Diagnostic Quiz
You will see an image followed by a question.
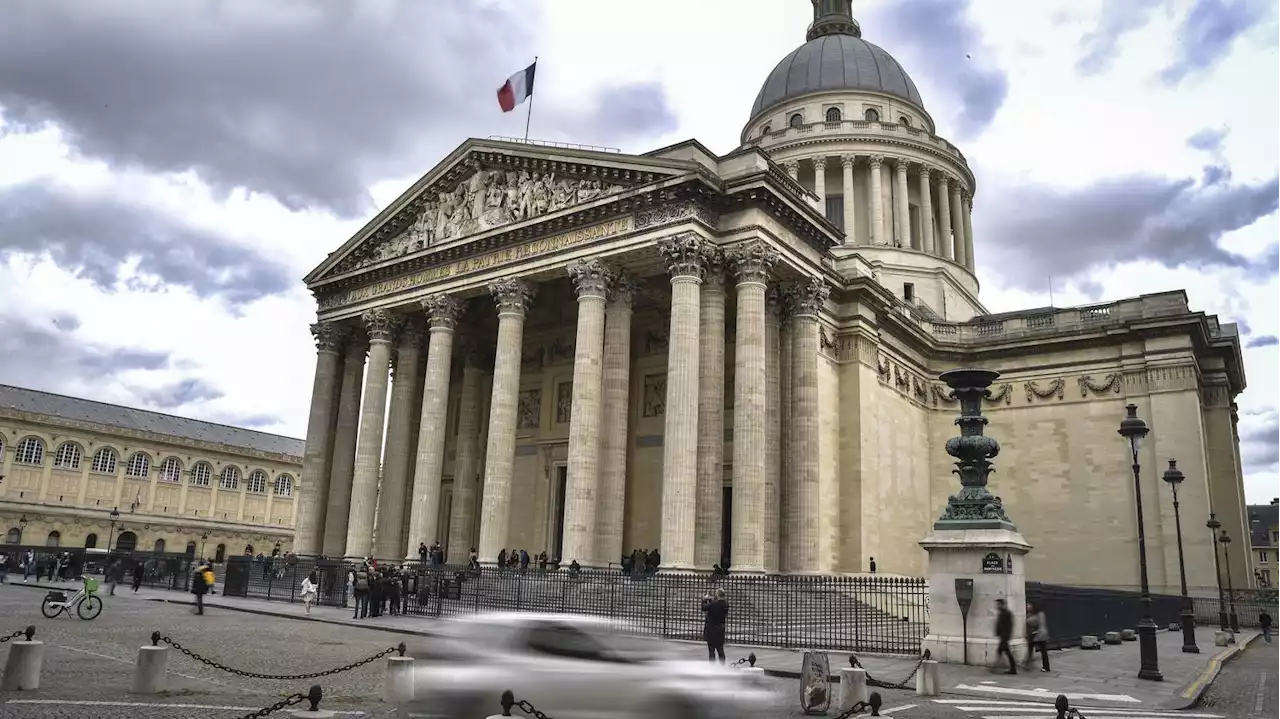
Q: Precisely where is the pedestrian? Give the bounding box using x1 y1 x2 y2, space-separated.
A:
701 587 729 663
131 561 145 592
994 598 1016 675
351 564 371 620
22 550 34 582
105 558 120 596
300 570 318 615
1023 601 1050 672
1260 611 1272 644
869 557 877 574
0 553 8 584
191 562 214 615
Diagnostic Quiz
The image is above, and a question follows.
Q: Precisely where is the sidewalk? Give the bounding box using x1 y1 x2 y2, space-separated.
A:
5 580 1252 710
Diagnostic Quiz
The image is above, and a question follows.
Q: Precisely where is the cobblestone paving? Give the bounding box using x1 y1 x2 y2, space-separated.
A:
1199 638 1278 718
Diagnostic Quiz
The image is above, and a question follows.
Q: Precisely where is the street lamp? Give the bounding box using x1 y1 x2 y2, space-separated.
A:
1118 404 1162 682
200 533 208 562
1160 460 1198 654
1207 514 1229 631
1219 530 1240 632
17 514 27 544
107 507 120 552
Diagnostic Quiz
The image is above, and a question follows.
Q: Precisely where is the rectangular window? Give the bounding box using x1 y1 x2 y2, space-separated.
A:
1262 569 1272 587
904 282 915 302
1261 551 1269 563
825 196 843 228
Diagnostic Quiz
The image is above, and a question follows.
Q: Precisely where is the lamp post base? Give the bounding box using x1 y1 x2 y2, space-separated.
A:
1180 607 1199 653
1137 621 1163 682
1229 613 1240 634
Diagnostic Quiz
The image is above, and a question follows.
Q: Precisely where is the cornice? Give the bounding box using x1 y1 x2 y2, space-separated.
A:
0 500 294 540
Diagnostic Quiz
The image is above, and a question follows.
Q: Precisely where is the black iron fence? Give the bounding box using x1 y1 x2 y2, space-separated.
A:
0 545 195 591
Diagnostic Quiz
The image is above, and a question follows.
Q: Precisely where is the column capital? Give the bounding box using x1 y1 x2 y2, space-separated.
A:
362 309 401 343
488 278 537 316
421 294 465 331
937 173 951 188
567 258 613 300
812 156 828 170
310 321 345 353
791 276 830 317
892 157 910 172
766 283 790 323
607 270 638 309
961 189 973 204
840 154 856 169
919 164 934 179
702 245 727 292
657 233 714 280
783 160 800 175
726 240 779 285
868 154 884 169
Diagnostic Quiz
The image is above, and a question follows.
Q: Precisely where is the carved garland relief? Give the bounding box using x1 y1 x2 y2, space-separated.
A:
642 375 667 417
517 390 542 430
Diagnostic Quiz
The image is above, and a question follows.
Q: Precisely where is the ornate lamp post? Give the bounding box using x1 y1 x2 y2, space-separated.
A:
107 507 121 552
1160 460 1198 653
1207 514 1229 630
1117 404 1162 681
17 514 27 544
1219 531 1240 632
200 532 209 562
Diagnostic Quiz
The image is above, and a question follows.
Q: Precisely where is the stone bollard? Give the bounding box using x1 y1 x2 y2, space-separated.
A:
383 646 414 704
486 689 518 719
1104 631 1122 645
1214 631 1229 647
839 667 868 710
1121 629 1137 641
1080 635 1101 649
1 627 42 691
740 666 766 684
916 660 940 697
290 685 335 718
131 644 169 694
1168 623 1180 632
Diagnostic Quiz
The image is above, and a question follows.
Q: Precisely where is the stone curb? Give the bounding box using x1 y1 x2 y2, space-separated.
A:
1170 631 1261 710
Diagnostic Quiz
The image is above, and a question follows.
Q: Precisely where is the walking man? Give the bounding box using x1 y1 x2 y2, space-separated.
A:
994 598 1016 675
1260 611 1272 644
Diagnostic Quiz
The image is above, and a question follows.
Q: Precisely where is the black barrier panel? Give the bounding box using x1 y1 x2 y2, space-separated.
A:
222 556 251 598
1028 583 1186 649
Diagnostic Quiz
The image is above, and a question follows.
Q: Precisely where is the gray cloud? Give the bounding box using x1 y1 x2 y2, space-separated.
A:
863 0 1008 138
130 378 225 409
1240 408 1279 475
206 411 287 430
1076 0 1166 75
50 312 81 332
0 182 294 306
1160 0 1274 84
1247 335 1279 348
0 314 170 394
1188 127 1229 153
548 82 680 148
978 167 1279 289
0 0 678 217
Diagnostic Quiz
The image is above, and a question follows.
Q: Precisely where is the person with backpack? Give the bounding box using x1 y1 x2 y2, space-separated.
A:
351 563 371 619
191 562 214 615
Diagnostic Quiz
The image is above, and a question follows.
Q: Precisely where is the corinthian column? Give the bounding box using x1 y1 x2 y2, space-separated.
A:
841 155 857 245
374 318 425 559
868 155 885 246
294 322 345 556
813 157 828 213
596 273 635 564
322 334 366 557
657 233 710 570
963 192 976 272
784 160 799 182
937 174 953 261
446 341 486 565
694 249 727 570
477 278 536 563
727 240 778 573
763 288 783 572
404 295 463 557
951 184 968 267
785 277 829 573
777 290 794 569
562 259 612 565
894 158 911 248
345 309 399 558
919 165 935 255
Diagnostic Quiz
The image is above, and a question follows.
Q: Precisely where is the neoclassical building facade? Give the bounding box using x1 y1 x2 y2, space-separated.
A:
296 1 1254 592
0 385 301 560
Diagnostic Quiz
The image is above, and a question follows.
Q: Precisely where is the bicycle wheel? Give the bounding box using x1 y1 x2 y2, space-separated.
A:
41 597 63 618
77 595 103 620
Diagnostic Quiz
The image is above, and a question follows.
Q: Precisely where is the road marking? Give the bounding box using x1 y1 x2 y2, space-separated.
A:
953 683 1141 703
4 700 367 714
933 699 1224 719
1254 671 1267 716
883 703 918 714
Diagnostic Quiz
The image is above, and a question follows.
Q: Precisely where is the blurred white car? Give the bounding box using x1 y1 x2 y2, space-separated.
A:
403 612 769 718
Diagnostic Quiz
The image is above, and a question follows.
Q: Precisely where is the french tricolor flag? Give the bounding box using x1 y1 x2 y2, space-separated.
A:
497 61 537 113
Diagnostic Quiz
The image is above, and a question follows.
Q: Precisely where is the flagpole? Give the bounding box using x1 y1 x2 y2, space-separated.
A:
524 56 537 142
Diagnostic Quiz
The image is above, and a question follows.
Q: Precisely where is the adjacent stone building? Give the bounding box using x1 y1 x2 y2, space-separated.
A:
296 1 1254 592
1249 499 1278 588
0 385 301 560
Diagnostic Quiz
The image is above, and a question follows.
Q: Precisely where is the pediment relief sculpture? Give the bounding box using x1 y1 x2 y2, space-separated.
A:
337 167 627 273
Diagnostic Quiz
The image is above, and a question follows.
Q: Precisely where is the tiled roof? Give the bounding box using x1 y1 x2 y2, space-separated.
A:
1248 503 1279 549
0 384 305 459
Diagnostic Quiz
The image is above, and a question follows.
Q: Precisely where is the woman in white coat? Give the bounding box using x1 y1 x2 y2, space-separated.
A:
300 570 319 614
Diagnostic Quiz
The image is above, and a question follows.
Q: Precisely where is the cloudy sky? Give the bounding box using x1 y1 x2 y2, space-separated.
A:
0 0 1275 502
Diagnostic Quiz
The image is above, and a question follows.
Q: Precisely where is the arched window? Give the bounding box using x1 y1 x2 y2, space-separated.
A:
5 528 20 544
760 124 771 136
220 466 240 490
864 108 880 122
190 463 212 487
215 544 226 563
899 115 911 127
15 437 45 465
826 107 842 122
116 531 137 552
789 113 804 128
274 474 294 497
84 533 98 549
153 539 166 553
0 437 4 461
246 470 268 494
125 453 151 478
159 457 183 483
54 442 82 469
46 530 61 547
91 447 118 474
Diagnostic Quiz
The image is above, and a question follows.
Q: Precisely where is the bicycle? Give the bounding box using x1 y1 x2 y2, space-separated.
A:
41 576 103 620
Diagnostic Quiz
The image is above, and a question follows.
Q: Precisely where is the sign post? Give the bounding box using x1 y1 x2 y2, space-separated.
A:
954 578 974 665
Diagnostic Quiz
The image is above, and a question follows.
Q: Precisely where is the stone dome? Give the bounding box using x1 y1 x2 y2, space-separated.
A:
749 33 926 122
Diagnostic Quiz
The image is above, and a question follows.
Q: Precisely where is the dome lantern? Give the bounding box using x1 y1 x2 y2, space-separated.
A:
807 0 861 41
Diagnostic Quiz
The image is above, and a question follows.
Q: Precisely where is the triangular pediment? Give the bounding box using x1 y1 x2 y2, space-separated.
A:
306 138 693 285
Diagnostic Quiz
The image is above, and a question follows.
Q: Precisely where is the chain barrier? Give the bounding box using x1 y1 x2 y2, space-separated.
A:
236 684 324 719
833 696 882 719
1054 694 1088 719
731 651 758 667
848 650 927 690
0 626 35 644
153 632 404 681
501 689 554 719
